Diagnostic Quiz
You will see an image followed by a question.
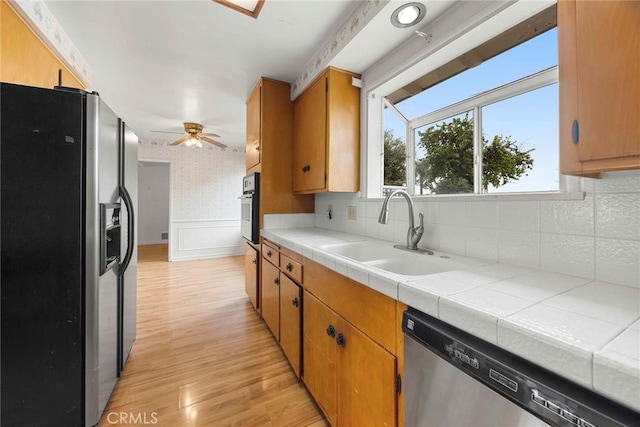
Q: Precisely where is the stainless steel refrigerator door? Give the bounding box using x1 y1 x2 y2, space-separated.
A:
85 94 121 426
119 122 138 373
404 335 549 427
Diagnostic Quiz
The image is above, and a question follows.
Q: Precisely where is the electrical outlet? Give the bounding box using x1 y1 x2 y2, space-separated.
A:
348 205 357 220
327 204 333 220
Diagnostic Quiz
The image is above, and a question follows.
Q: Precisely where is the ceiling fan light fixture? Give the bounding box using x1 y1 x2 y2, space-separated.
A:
391 2 426 28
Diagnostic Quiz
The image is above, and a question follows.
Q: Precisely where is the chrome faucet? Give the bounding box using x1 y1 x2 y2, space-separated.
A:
378 189 431 254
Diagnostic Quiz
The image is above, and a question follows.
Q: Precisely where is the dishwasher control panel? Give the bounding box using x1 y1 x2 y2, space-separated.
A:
403 309 640 427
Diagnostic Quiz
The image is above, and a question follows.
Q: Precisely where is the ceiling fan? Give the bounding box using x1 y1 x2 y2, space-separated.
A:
152 122 227 149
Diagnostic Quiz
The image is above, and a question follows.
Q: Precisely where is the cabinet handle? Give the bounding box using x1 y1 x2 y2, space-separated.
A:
274 277 280 285
336 333 346 348
326 324 336 337
306 164 311 172
572 119 579 144
267 250 272 257
252 259 256 264
256 146 261 151
286 263 293 272
292 297 299 307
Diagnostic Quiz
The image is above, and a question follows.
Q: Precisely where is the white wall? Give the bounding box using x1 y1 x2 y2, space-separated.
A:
315 171 640 289
138 162 170 245
138 140 245 261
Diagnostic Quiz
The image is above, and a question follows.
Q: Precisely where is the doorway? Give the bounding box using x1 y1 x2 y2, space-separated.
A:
137 160 171 262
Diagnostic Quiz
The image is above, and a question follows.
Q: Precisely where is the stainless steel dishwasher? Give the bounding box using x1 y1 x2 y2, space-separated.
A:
402 308 640 427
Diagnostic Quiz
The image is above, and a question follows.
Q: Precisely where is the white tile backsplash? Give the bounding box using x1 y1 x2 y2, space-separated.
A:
465 227 498 261
498 201 540 232
438 225 466 256
595 193 640 241
314 171 640 287
438 201 466 226
466 201 498 228
595 238 640 288
498 230 540 269
540 233 595 279
594 171 640 193
540 193 594 236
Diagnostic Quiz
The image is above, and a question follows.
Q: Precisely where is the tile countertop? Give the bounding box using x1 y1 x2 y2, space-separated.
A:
261 227 640 413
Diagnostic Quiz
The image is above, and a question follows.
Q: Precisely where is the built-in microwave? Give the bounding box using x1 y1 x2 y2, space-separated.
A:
241 173 260 243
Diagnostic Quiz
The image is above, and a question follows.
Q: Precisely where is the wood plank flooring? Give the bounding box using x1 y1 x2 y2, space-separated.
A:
99 244 327 426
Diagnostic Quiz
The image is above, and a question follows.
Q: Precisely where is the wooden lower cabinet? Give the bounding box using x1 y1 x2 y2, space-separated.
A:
261 258 280 340
280 274 302 377
244 243 259 311
303 291 397 426
303 292 340 425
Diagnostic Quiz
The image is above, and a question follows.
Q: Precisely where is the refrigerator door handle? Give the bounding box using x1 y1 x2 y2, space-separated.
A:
119 184 135 276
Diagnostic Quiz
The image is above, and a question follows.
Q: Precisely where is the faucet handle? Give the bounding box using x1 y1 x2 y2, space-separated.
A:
416 212 424 236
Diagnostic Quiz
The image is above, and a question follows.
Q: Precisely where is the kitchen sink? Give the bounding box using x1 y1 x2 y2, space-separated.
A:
364 255 486 277
321 240 487 277
320 241 400 262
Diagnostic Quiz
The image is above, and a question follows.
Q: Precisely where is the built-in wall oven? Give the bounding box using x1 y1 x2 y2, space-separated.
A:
241 172 260 243
403 308 639 427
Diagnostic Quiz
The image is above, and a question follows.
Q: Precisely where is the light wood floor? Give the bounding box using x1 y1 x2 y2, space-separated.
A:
99 244 327 426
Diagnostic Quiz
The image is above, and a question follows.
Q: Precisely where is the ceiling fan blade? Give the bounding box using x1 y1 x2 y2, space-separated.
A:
199 132 221 138
200 136 227 149
151 130 185 134
170 135 190 146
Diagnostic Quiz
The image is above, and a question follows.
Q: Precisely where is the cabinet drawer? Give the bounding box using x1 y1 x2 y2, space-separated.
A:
281 254 303 284
262 241 280 267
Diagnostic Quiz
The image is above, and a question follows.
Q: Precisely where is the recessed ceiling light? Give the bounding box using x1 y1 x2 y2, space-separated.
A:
391 2 426 28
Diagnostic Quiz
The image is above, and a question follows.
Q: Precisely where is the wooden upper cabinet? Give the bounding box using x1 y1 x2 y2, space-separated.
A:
559 0 640 176
245 78 314 223
246 84 261 170
293 67 361 194
1 1 84 90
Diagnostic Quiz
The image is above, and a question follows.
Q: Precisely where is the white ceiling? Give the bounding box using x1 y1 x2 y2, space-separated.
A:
45 0 456 148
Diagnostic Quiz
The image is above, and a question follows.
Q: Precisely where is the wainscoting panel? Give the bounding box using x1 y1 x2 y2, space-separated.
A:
170 219 244 261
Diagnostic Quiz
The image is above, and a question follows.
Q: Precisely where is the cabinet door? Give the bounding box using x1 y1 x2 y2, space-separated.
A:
246 83 261 170
559 0 640 174
260 259 280 340
303 291 339 425
244 243 259 310
1 2 85 90
337 318 397 427
279 275 301 377
293 75 327 193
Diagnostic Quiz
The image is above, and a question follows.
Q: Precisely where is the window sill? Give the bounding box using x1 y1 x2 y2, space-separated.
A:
363 191 585 203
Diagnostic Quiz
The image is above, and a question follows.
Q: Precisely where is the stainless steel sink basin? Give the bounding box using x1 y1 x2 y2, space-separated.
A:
320 241 400 262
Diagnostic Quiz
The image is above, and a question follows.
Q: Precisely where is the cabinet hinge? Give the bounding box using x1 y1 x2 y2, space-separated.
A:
325 78 328 93
324 173 327 183
396 374 402 394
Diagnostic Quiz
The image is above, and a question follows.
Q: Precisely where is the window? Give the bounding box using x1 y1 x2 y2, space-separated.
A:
380 6 559 197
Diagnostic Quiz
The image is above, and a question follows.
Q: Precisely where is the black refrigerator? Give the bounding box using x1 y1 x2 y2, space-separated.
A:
0 82 138 427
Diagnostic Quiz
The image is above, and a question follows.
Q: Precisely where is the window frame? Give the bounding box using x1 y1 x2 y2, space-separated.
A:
385 66 558 196
362 0 583 201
